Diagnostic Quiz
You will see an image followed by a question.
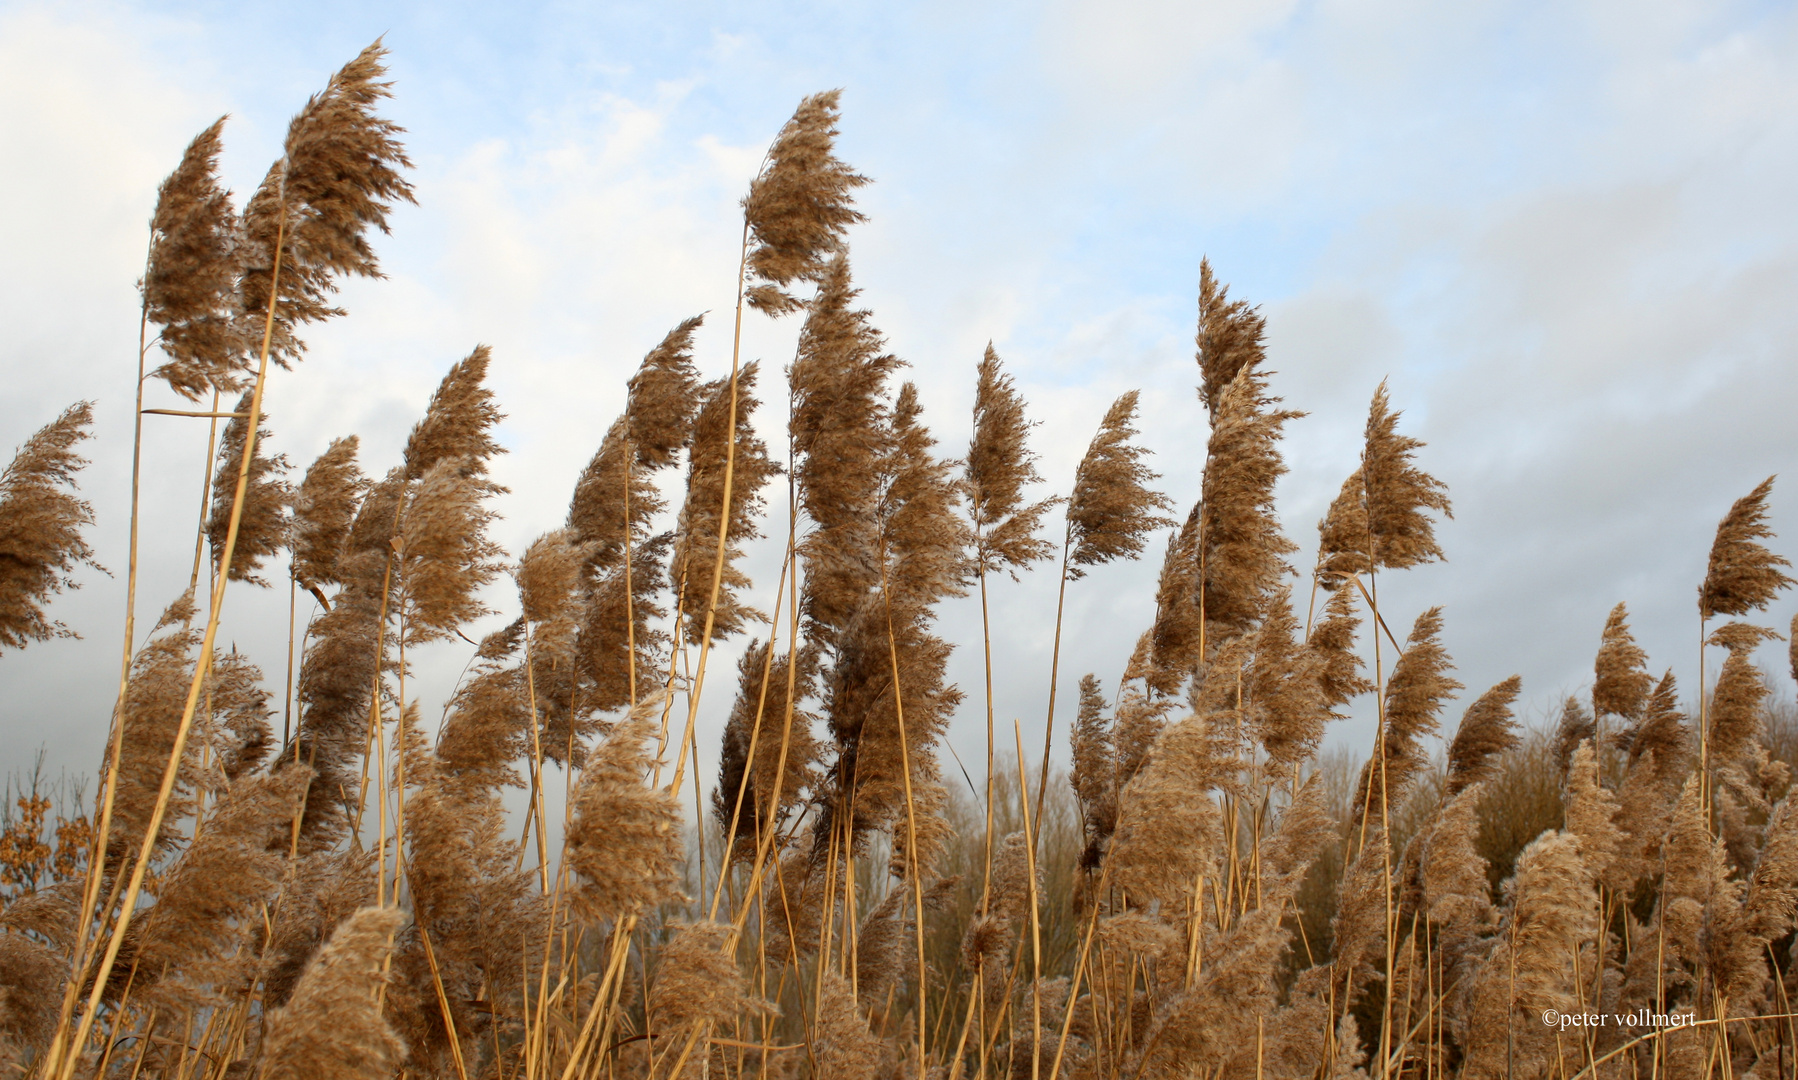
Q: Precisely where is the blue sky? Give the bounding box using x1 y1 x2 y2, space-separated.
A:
3 0 1796 813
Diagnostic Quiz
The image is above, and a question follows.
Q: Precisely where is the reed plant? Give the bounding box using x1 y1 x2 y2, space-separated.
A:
3 43 1798 1080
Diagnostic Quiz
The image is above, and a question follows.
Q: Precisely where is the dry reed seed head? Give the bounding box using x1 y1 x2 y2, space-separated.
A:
565 697 684 920
788 255 902 639
240 42 414 369
713 639 818 858
0 930 63 1052
395 456 505 647
144 117 251 400
1109 714 1224 909
673 362 780 643
1314 470 1370 592
108 592 206 863
131 768 308 1004
1592 602 1652 720
966 344 1059 574
432 660 529 792
1420 784 1493 932
1199 366 1304 642
742 89 869 315
1459 831 1598 1078
1144 502 1203 694
1359 381 1452 571
1069 673 1117 850
289 436 365 590
1352 607 1461 828
209 650 275 780
514 528 590 625
649 920 766 1038
258 849 378 1009
1624 669 1689 770
0 879 81 951
572 535 672 718
207 390 292 586
626 314 704 468
567 417 668 582
1241 586 1333 767
1700 475 1795 620
403 345 506 481
1709 646 1771 772
812 970 884 1080
0 402 101 651
1195 258 1269 421
1309 585 1373 711
881 381 974 604
1444 675 1522 796
260 905 406 1080
1706 619 1784 655
1067 390 1176 577
1562 741 1624 883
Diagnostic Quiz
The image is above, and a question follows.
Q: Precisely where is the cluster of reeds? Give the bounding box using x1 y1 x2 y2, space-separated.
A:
2 41 1797 1080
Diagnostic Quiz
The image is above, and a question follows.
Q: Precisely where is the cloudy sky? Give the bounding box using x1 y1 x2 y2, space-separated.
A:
2 0 1795 817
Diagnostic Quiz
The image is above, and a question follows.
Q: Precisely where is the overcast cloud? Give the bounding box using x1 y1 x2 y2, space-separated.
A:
2 0 1794 817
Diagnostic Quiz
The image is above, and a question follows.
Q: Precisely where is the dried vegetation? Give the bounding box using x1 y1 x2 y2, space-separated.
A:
1 44 1796 1080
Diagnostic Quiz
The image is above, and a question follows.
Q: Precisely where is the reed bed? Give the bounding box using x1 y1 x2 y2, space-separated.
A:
2 42 1798 1080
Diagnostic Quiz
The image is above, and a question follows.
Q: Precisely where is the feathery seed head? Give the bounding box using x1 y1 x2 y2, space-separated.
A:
260 905 405 1080
0 403 101 651
1445 675 1522 796
207 391 292 586
566 697 685 920
1360 380 1451 571
1195 258 1269 420
290 436 365 591
241 43 414 367
1067 391 1175 578
742 90 869 315
1592 602 1652 719
403 345 505 481
1699 476 1793 620
144 117 249 400
967 344 1059 576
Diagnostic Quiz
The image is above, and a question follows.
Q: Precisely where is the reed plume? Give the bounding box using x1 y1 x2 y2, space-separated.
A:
673 362 780 642
1592 602 1651 721
395 457 503 647
789 255 902 643
1351 608 1460 831
1195 258 1267 420
1360 381 1452 571
1699 475 1793 620
1198 334 1301 645
742 91 869 315
403 345 505 481
1069 673 1115 866
106 593 205 863
241 42 415 367
143 118 248 399
1708 646 1770 773
210 650 275 781
1309 586 1373 710
1315 470 1370 586
814 382 968 843
651 921 764 1037
713 640 817 857
0 927 62 1056
1066 391 1175 577
565 697 684 920
290 436 365 594
260 905 405 1080
967 344 1058 576
1145 504 1203 692
812 970 885 1080
126 768 307 1006
205 391 290 585
1444 675 1521 796
0 402 101 651
1108 714 1222 909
